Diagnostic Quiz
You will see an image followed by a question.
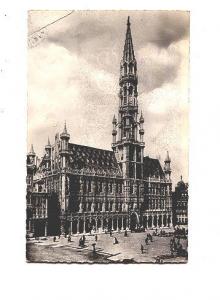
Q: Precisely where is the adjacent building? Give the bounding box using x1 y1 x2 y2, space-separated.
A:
172 176 188 228
26 17 173 237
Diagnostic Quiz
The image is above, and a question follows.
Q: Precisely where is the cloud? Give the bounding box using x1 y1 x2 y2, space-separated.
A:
28 11 189 186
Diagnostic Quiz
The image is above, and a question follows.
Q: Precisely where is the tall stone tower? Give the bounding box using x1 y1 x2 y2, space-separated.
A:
112 17 145 180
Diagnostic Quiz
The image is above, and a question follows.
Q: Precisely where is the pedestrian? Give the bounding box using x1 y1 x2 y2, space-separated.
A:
124 230 128 237
145 237 148 245
68 235 71 242
92 243 96 253
53 236 56 242
141 244 144 254
82 235 85 243
110 230 112 237
95 234 98 242
114 237 119 244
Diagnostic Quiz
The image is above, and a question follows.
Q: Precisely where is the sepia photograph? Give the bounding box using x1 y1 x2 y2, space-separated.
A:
26 10 189 263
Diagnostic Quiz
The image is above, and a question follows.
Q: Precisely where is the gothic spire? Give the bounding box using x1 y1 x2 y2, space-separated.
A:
63 120 67 134
29 144 35 155
165 151 171 162
140 111 144 123
112 114 117 124
60 121 70 140
45 137 51 149
123 16 135 62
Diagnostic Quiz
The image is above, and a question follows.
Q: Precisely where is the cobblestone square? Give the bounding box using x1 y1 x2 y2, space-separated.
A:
27 231 188 264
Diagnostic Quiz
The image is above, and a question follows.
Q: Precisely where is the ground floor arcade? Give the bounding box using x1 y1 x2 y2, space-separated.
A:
27 211 173 237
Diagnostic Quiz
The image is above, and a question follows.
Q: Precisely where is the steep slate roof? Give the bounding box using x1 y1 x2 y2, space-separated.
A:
69 143 121 176
143 156 164 178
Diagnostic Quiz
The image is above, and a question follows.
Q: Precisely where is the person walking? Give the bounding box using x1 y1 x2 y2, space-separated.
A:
95 234 98 242
124 230 128 237
141 244 144 254
113 237 119 244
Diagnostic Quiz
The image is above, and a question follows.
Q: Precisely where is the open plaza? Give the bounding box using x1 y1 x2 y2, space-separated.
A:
26 229 188 264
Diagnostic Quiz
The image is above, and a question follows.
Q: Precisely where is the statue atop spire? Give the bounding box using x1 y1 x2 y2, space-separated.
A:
127 16 130 26
123 16 135 62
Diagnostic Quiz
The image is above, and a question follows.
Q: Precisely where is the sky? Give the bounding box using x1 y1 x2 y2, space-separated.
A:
28 10 189 187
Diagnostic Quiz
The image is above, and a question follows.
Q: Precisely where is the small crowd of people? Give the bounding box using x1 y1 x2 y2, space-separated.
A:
170 237 187 257
174 227 188 238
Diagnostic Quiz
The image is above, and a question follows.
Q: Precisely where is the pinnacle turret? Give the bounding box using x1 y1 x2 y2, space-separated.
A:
112 114 117 124
60 121 70 140
140 111 144 123
165 151 171 163
29 144 35 155
45 137 51 149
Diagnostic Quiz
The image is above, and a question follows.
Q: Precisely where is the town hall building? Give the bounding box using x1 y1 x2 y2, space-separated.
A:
26 17 173 237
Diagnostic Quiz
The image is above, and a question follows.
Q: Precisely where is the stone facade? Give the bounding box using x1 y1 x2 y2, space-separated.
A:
172 177 188 228
26 17 173 237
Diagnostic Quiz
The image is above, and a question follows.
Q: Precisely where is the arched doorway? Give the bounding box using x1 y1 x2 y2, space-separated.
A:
108 218 112 231
130 212 139 231
72 219 77 234
143 216 147 229
113 218 117 231
97 218 101 232
163 215 167 227
158 215 162 228
79 219 84 233
153 215 157 227
148 216 152 228
85 219 90 233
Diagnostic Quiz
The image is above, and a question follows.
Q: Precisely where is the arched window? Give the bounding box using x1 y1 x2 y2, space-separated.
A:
129 63 133 73
124 63 127 75
129 85 133 95
88 180 91 192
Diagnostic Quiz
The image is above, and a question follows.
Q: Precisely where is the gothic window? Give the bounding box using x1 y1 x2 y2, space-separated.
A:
129 85 133 95
123 63 127 75
129 63 133 73
130 184 133 194
109 183 113 193
99 182 103 193
83 181 87 193
88 180 91 193
105 202 109 211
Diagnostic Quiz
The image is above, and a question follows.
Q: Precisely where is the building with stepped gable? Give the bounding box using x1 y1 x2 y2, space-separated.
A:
26 17 173 237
